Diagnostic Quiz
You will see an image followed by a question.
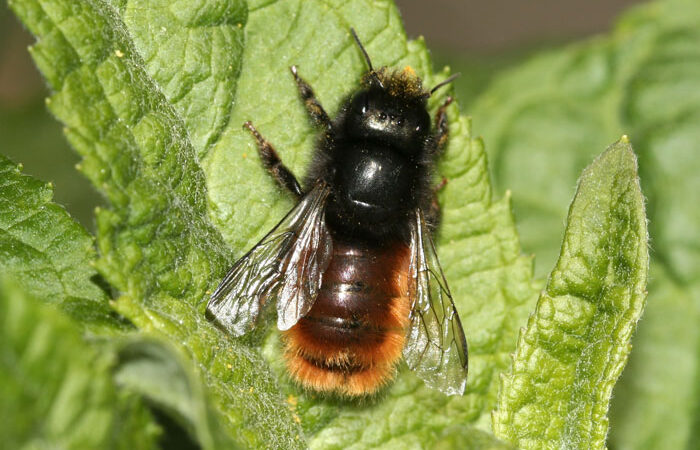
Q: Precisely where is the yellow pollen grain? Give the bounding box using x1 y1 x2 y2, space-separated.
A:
403 66 416 76
115 49 124 58
286 395 298 407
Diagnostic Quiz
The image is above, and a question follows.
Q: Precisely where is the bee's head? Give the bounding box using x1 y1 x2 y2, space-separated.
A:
344 29 458 155
344 69 430 153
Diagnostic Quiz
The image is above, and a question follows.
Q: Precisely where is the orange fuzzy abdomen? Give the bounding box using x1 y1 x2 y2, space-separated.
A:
283 240 411 396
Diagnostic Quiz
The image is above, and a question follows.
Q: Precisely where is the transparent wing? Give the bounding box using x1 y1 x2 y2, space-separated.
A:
404 209 469 395
206 183 332 336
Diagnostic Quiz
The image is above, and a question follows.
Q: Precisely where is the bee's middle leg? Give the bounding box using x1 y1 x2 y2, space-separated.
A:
243 121 304 198
434 96 454 154
425 96 454 226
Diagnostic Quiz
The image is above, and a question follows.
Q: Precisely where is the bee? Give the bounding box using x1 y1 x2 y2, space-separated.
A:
207 29 468 397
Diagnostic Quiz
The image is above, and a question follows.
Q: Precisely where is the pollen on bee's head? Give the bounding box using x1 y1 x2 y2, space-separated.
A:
363 67 427 101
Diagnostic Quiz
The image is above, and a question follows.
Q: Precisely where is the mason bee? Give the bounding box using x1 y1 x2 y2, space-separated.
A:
207 29 468 397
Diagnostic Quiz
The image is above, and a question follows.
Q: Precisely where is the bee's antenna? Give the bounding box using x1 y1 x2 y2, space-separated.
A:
429 73 461 96
350 28 384 88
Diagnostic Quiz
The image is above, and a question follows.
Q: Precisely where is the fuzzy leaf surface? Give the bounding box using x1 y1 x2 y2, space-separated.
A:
0 154 119 333
9 0 302 447
492 139 649 449
113 338 242 449
0 279 158 449
468 0 700 446
0 154 241 449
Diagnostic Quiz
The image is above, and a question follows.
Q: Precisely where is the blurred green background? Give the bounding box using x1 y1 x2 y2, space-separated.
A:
1 2 103 226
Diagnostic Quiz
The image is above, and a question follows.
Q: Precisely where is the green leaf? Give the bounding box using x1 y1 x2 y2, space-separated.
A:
0 149 241 449
113 338 241 449
9 0 302 447
115 0 247 159
0 278 159 449
0 153 121 333
468 0 700 446
433 426 516 450
492 139 648 448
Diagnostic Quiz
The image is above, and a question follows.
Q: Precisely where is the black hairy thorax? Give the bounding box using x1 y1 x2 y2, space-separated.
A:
308 68 435 243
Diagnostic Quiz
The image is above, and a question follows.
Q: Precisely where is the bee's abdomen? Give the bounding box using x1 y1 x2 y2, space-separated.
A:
283 240 411 396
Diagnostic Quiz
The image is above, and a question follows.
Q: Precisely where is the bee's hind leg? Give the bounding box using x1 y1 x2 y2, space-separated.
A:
290 66 332 131
243 121 304 198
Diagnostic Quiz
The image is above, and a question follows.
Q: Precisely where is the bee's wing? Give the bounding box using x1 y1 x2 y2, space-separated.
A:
206 183 332 336
404 209 468 396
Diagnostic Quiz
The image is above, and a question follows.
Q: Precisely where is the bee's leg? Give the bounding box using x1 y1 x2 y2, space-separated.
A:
426 97 453 227
243 121 304 198
290 66 332 130
426 177 448 228
434 96 454 154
